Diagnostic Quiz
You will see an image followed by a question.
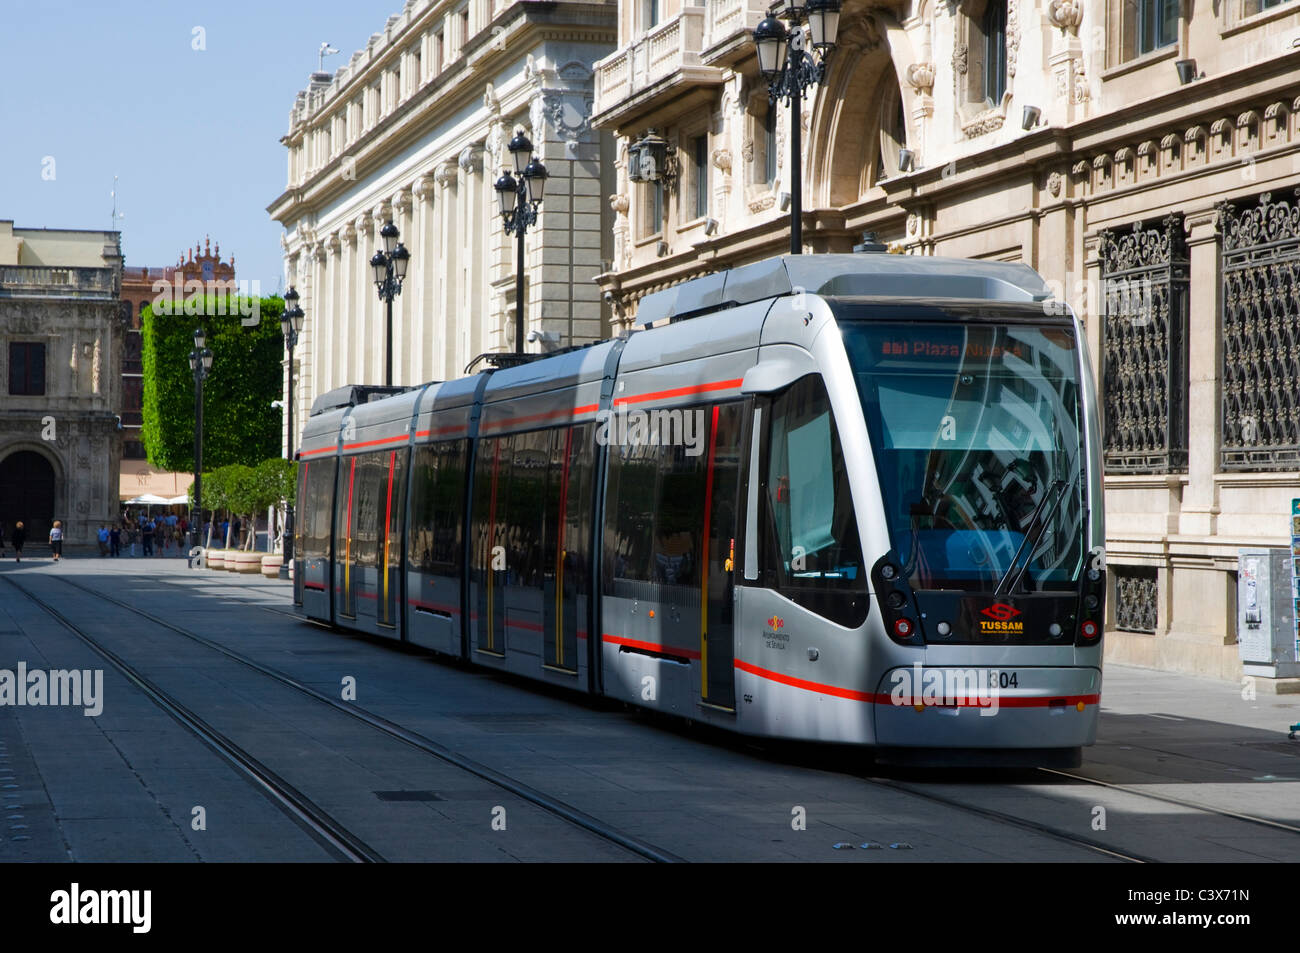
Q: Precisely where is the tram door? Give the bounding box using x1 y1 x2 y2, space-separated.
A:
378 450 405 630
543 425 592 673
701 403 746 710
335 455 359 620
472 438 508 656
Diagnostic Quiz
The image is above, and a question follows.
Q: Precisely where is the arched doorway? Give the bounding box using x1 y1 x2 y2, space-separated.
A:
807 5 918 209
0 450 57 546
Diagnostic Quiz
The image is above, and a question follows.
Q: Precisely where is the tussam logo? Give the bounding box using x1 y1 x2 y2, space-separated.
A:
50 884 151 933
979 603 1023 633
766 616 784 630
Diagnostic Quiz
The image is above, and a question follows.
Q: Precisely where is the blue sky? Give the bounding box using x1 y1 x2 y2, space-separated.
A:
0 0 397 294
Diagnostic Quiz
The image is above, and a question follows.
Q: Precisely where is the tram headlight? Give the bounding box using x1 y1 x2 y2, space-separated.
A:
880 564 897 580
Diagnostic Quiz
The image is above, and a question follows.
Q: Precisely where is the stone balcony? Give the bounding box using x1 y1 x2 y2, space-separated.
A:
592 7 725 131
0 265 118 300
701 0 768 66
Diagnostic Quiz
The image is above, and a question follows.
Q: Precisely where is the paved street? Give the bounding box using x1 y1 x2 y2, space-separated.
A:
1 556 1297 863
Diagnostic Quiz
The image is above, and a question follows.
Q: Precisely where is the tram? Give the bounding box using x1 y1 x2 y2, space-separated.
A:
293 252 1105 765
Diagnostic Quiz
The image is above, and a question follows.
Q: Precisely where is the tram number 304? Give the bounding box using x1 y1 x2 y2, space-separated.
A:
996 672 1019 689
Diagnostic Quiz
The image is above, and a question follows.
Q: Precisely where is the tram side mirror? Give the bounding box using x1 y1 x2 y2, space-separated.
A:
741 353 819 394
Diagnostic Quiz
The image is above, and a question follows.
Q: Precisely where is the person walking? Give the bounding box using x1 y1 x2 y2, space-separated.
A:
142 518 155 557
127 521 138 557
109 524 121 557
48 521 64 562
97 525 110 556
11 521 26 563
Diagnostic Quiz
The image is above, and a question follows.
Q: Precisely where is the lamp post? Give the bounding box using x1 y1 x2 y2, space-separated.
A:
369 221 409 386
280 288 305 578
493 130 549 353
752 0 841 255
187 328 213 551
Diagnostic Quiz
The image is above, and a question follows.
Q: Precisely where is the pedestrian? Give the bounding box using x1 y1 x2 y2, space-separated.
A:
142 518 155 557
11 521 26 563
109 524 121 557
127 522 138 557
48 521 63 562
97 525 110 556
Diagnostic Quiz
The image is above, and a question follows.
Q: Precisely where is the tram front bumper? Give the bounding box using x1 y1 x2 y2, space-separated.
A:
872 665 1101 749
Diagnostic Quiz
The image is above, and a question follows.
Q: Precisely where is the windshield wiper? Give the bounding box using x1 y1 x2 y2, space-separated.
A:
994 478 1069 596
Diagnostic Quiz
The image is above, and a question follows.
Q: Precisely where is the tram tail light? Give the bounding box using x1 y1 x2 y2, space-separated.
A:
893 618 914 639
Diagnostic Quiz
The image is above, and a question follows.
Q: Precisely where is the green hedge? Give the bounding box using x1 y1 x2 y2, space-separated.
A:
141 295 283 472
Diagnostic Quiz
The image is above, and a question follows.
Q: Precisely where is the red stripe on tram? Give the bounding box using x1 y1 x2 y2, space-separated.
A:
612 378 743 407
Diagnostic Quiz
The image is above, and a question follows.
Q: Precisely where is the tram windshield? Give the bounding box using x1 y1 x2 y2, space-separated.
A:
839 314 1086 593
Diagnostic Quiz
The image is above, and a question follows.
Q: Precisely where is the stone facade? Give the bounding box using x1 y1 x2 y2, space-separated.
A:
268 0 618 458
0 221 124 548
592 0 1300 684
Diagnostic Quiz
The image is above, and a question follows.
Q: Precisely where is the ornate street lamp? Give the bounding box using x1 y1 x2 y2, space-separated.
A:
494 129 549 354
280 287 305 579
369 221 409 386
187 327 213 551
752 0 841 254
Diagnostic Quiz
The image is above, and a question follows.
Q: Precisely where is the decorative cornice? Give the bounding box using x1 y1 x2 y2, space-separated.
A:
434 159 459 188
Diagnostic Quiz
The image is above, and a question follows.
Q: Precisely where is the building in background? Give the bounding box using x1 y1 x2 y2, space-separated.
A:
0 220 124 547
592 0 1300 684
118 237 236 500
269 0 618 461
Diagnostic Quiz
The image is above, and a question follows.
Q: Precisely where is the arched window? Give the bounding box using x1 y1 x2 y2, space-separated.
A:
981 0 1007 104
875 79 908 183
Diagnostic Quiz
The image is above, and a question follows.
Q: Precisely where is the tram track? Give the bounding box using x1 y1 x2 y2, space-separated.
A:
0 573 383 863
1037 766 1300 837
861 774 1155 863
23 572 684 864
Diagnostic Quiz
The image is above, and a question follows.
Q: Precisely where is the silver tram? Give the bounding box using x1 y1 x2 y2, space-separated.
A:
293 253 1105 766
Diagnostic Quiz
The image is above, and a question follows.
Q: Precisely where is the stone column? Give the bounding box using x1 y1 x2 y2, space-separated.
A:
1179 208 1222 537
412 173 436 384
435 159 459 376
392 187 414 386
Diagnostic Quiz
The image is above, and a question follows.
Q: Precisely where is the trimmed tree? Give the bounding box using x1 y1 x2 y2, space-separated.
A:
142 294 284 472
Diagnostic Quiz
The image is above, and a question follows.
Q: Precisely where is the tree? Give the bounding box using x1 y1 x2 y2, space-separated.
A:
142 295 284 472
255 457 297 553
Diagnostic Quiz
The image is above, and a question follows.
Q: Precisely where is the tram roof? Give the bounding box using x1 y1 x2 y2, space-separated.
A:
634 253 1054 326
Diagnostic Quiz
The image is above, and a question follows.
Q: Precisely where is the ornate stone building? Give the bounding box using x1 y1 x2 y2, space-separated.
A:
268 0 618 459
592 0 1300 683
118 237 236 499
0 221 124 547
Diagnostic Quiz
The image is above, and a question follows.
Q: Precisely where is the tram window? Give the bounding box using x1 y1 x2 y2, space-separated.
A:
605 439 660 589
470 436 512 578
505 429 549 587
301 457 337 559
409 440 467 576
654 443 707 587
383 450 406 574
759 375 868 628
295 462 309 556
352 452 383 569
334 456 357 568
